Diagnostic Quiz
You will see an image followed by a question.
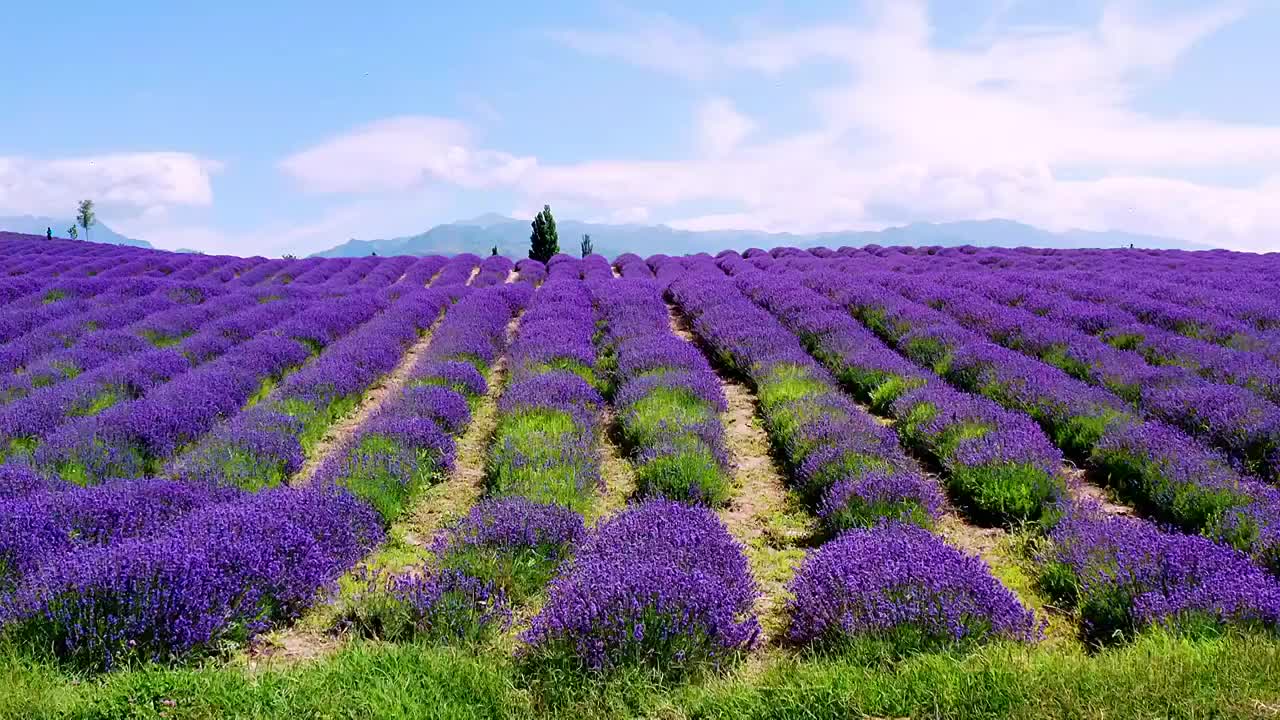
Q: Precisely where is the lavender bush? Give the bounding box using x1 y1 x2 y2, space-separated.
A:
339 567 511 644
432 496 584 601
522 500 759 676
1040 503 1280 644
786 523 1039 652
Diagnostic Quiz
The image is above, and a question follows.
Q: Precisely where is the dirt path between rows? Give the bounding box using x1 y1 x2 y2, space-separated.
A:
592 407 637 524
400 315 520 546
667 302 807 642
291 320 441 485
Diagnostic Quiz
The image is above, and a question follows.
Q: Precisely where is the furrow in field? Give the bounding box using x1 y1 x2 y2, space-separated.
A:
664 254 1047 650
292 313 446 485
771 252 1280 571
665 299 804 633
400 314 520 546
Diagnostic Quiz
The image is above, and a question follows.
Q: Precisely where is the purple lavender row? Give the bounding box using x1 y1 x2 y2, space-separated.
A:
443 261 760 674
431 253 482 286
30 291 390 484
0 276 167 343
589 277 732 505
660 255 1035 651
0 281 203 377
664 255 944 531
851 266 1280 481
581 253 614 281
168 287 455 490
0 276 259 383
514 258 547 285
546 253 586 281
470 255 515 288
788 257 1280 573
487 266 603 512
942 270 1280 405
781 253 1240 461
522 499 760 675
393 255 449 288
768 248 1280 641
613 253 656 281
0 289 324 467
311 285 529 522
725 256 1065 524
0 478 382 670
1036 264 1277 342
1040 500 1280 643
947 265 1280 392
1005 265 1280 362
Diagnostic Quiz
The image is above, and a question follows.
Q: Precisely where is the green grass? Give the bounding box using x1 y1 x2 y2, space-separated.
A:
336 434 447 523
67 389 119 418
4 630 1278 719
139 330 188 348
242 375 281 408
278 395 361 453
618 387 731 506
486 408 597 512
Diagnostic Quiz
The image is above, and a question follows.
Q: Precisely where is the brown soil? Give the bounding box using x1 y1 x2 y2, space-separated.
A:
1063 463 1133 515
937 511 1007 558
245 630 342 671
668 302 806 641
591 406 638 524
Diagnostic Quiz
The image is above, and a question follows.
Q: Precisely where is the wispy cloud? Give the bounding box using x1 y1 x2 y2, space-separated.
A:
273 1 1280 251
278 116 535 194
0 152 220 218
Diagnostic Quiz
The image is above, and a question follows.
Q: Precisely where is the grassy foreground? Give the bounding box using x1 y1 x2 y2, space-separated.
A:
3 631 1279 720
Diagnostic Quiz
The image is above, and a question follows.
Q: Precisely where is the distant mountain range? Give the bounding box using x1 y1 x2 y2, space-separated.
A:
0 212 1214 257
311 215 1213 258
0 216 152 248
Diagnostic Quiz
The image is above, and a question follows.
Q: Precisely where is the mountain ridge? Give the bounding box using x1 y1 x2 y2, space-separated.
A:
0 215 152 248
310 217 1212 258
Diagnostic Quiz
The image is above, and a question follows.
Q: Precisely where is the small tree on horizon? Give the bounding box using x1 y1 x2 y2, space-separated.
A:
528 205 559 264
67 225 78 240
580 233 593 258
76 200 96 241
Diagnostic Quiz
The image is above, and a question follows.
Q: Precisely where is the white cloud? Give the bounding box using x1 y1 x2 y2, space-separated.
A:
696 98 755 157
264 1 1280 252
0 152 219 217
278 116 536 194
524 0 1280 251
548 10 727 79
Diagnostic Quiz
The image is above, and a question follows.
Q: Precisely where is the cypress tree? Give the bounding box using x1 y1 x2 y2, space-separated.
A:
529 205 559 264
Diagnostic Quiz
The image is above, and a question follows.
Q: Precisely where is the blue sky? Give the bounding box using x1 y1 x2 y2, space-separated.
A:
3 0 1279 254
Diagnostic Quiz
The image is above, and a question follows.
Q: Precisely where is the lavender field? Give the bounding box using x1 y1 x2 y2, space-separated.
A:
3 231 1280 718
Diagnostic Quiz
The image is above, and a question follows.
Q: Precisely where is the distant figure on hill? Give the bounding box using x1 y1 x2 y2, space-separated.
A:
46 227 52 241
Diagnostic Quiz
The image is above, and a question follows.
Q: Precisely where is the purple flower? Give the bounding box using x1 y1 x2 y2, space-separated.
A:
522 500 759 674
786 523 1039 648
